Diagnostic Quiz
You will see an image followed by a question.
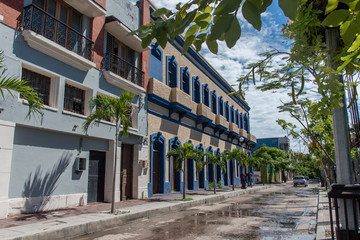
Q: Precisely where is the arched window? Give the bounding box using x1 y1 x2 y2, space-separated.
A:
239 113 243 129
230 106 235 123
202 84 209 107
235 110 239 127
225 101 229 121
192 76 201 103
166 56 177 87
150 132 166 195
244 113 249 132
149 43 163 82
180 67 190 94
218 96 224 116
211 90 217 114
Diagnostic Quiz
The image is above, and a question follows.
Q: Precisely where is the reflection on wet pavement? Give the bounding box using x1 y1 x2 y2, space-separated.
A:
76 183 318 240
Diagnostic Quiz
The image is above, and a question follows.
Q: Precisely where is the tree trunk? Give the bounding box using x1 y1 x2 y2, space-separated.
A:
183 158 186 200
232 159 235 191
213 164 216 194
111 129 119 214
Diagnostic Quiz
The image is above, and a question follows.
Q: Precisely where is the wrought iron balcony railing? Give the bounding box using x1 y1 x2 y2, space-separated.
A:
103 52 144 88
23 4 94 61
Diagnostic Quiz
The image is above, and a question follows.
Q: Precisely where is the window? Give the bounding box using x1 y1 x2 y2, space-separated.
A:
64 84 85 114
225 101 229 121
22 68 51 106
235 110 239 127
240 113 243 129
166 56 177 87
218 96 224 116
244 113 248 132
211 90 217 114
192 76 201 103
180 67 190 94
33 0 84 54
230 106 234 123
202 84 209 107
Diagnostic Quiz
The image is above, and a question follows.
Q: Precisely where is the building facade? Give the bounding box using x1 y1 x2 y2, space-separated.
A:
0 0 150 218
253 136 290 153
146 2 257 197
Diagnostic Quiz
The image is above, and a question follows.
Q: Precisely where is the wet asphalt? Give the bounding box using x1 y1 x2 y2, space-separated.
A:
75 182 319 240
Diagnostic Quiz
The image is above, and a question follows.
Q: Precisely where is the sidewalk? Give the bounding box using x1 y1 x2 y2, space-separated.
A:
316 189 332 240
0 185 271 240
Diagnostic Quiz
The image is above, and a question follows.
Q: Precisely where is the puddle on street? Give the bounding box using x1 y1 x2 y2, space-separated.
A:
76 186 317 240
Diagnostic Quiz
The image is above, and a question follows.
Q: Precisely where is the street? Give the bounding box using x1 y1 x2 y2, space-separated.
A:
75 182 319 240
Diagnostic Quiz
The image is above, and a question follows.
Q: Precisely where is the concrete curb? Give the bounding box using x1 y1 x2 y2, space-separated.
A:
1 185 272 240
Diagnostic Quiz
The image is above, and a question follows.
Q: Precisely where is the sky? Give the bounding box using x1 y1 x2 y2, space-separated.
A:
131 0 306 152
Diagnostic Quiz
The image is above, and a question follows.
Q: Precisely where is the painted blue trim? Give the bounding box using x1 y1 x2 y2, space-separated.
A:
192 76 201 103
225 101 229 122
169 137 182 192
166 56 178 88
180 67 190 95
148 94 170 109
240 113 243 129
202 83 209 107
230 105 235 123
148 109 252 150
149 43 163 82
196 144 205 189
148 132 166 197
172 36 250 112
244 113 249 132
235 109 239 127
218 96 224 116
211 90 217 114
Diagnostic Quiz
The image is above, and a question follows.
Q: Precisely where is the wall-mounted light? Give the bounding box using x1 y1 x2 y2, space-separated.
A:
72 125 78 131
239 137 245 143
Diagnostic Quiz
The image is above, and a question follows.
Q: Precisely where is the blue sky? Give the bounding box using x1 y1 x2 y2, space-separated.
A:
131 0 305 152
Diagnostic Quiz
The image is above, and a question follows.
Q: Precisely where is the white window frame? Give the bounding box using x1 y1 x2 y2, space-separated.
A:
63 79 92 117
20 63 60 111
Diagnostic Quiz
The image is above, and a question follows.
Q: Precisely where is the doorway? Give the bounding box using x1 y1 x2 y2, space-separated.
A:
152 141 161 194
88 151 106 203
121 143 133 200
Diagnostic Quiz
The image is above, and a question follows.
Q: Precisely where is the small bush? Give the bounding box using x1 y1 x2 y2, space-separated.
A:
217 181 223 189
208 181 214 189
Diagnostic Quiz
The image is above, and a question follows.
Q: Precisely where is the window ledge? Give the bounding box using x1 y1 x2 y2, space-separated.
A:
62 110 87 119
21 99 58 112
22 30 96 71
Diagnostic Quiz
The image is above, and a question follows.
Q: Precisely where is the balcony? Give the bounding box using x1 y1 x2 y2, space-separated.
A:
229 122 238 133
196 104 214 128
63 0 106 18
248 133 257 144
22 5 95 71
239 129 247 138
103 53 145 94
148 78 171 101
105 17 149 53
171 88 197 113
214 114 227 134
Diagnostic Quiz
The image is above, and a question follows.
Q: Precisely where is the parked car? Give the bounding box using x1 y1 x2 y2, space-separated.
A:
293 175 308 187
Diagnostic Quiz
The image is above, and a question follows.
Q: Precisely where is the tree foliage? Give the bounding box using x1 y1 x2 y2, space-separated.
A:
83 91 134 213
205 152 226 194
166 142 204 199
223 148 248 190
134 0 297 54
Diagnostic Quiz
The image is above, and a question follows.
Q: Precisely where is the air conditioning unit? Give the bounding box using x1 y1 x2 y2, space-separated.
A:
75 157 86 172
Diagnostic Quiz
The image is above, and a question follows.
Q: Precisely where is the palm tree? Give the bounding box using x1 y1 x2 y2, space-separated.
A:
223 149 248 191
0 50 43 118
205 152 226 194
83 91 135 213
166 142 204 200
